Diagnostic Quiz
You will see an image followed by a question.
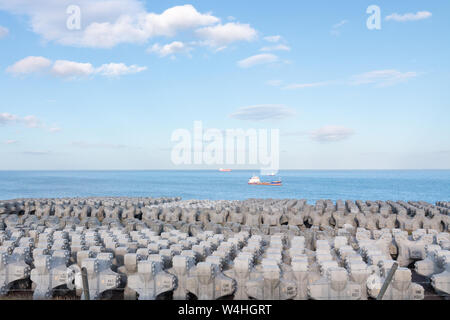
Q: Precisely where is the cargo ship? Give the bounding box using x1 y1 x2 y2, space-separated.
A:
219 168 232 172
248 176 282 186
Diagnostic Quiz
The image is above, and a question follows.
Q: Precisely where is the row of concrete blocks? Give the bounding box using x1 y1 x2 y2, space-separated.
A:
0 224 449 300
147 198 450 216
141 202 449 233
0 197 182 216
436 201 450 209
1 206 448 234
2 211 450 259
2 198 449 220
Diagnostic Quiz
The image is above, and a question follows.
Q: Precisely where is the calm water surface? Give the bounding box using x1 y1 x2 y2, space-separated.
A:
0 170 449 203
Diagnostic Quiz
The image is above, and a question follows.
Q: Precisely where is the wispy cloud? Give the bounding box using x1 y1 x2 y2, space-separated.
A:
350 70 418 87
1 113 42 128
7 56 147 79
264 35 282 43
6 56 52 75
284 81 331 90
330 20 348 36
282 130 307 137
20 151 53 156
0 113 19 125
48 127 62 133
260 44 291 52
237 54 278 68
284 69 418 89
0 25 9 38
310 126 355 143
22 115 42 128
266 80 283 87
282 126 354 143
0 112 61 132
71 141 129 149
0 3 221 48
95 63 147 77
147 41 192 57
386 11 432 22
196 22 257 48
4 139 18 145
229 104 295 121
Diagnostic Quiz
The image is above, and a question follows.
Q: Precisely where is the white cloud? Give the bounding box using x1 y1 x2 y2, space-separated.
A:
284 81 331 89
0 112 60 132
80 5 221 48
0 113 19 125
264 35 281 43
229 104 295 121
196 22 257 47
260 44 291 52
71 141 128 149
0 25 8 38
0 2 224 48
351 69 417 87
386 11 432 22
310 126 354 142
51 60 95 78
22 115 41 128
147 41 192 57
21 151 52 156
6 56 52 75
284 69 417 89
48 127 62 133
95 63 147 76
266 80 283 87
4 139 18 144
331 20 348 36
237 53 278 68
6 56 146 79
333 20 348 29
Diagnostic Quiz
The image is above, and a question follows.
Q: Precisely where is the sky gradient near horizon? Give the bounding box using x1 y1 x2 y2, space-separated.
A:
0 0 449 170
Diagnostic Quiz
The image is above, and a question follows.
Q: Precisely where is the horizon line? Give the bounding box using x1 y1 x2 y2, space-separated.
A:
0 169 450 172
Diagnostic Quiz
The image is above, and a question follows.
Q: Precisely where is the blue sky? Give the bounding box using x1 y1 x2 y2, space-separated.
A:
0 0 449 170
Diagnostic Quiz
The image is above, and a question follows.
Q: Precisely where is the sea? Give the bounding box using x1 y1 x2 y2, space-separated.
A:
0 170 449 204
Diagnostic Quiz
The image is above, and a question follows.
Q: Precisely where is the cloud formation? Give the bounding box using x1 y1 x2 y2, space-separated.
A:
229 104 295 121
284 81 331 90
0 112 60 132
260 44 291 52
6 56 52 75
22 115 41 128
21 151 52 156
4 140 18 145
195 22 257 47
350 69 417 87
0 113 19 125
310 126 355 142
264 35 281 43
285 69 417 89
48 127 62 133
147 41 192 57
386 11 432 22
0 2 256 50
266 80 283 87
237 54 278 68
71 141 128 149
7 56 146 79
51 60 94 77
0 25 8 38
331 20 348 36
95 63 147 77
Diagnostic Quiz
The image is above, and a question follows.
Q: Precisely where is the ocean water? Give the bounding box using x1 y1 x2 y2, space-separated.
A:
0 170 449 203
